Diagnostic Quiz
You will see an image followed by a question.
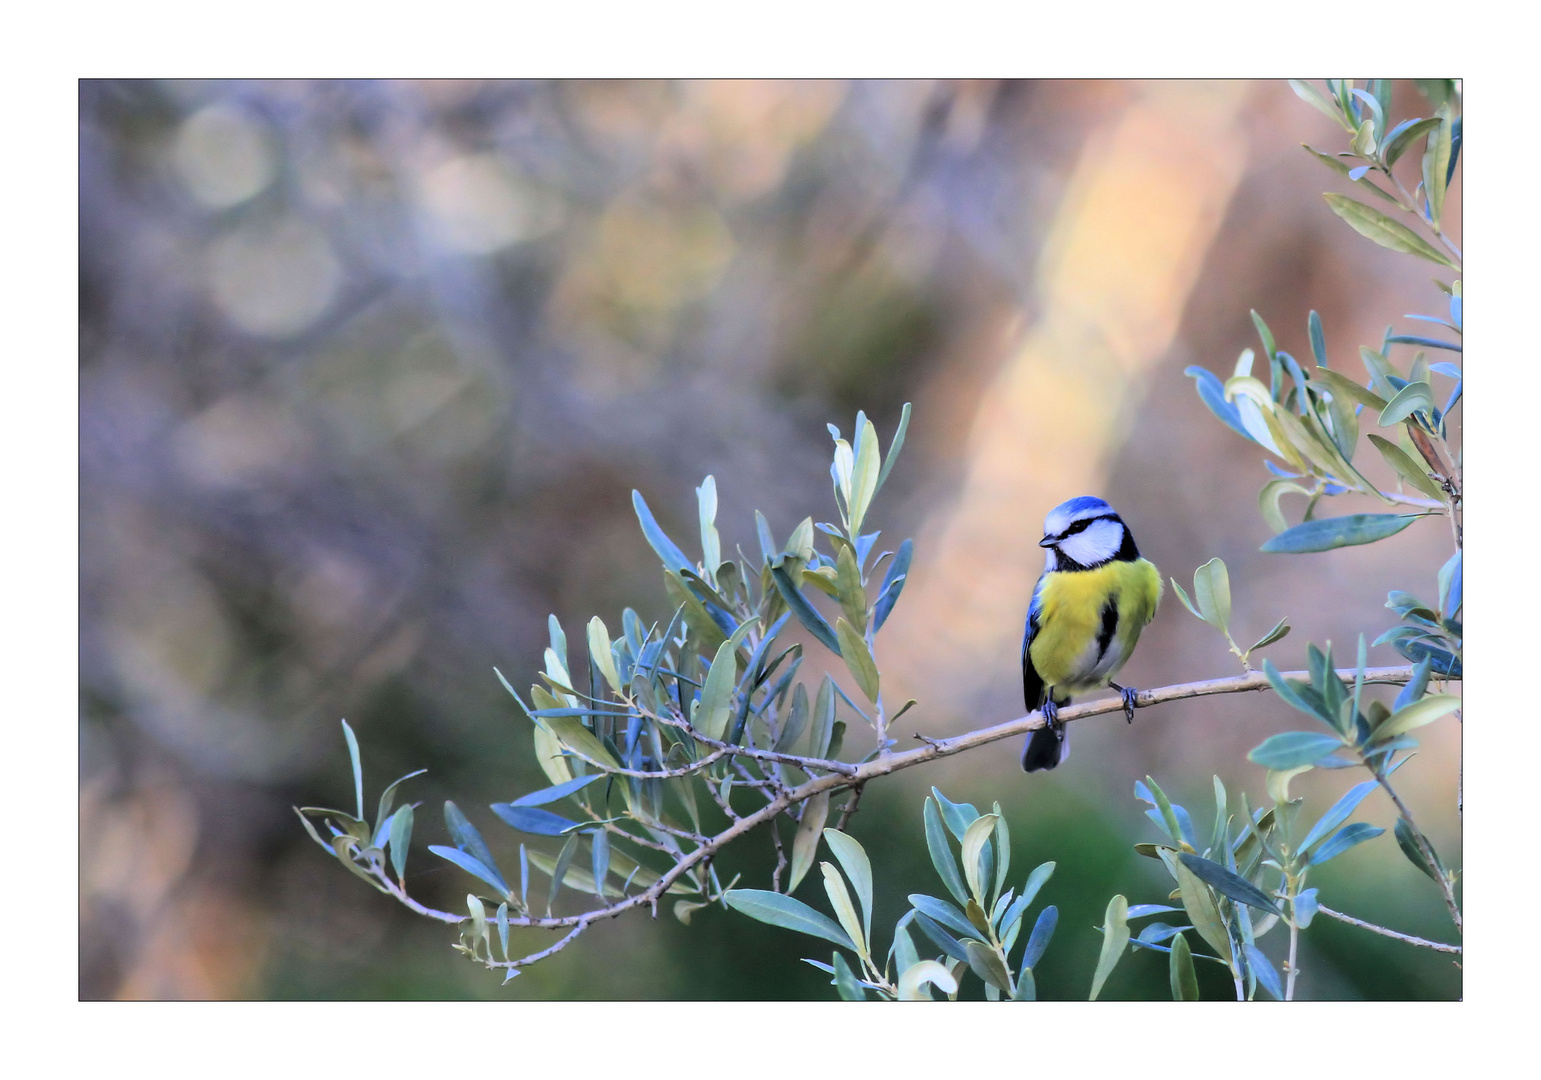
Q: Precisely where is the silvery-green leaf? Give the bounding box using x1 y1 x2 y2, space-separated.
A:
1089 895 1130 1001
1261 513 1418 553
823 829 873 947
821 862 867 959
1169 931 1199 1000
1323 194 1457 268
695 475 720 586
788 790 830 893
960 815 999 904
632 490 693 573
1249 731 1342 771
875 402 911 494
1247 617 1291 654
1379 381 1435 427
1308 822 1384 865
1422 107 1451 227
834 617 879 703
1373 693 1461 742
1021 904 1059 970
388 803 413 882
1178 853 1282 915
1192 557 1231 632
723 888 856 951
1298 781 1378 858
898 958 957 1001
1393 819 1444 883
341 719 365 822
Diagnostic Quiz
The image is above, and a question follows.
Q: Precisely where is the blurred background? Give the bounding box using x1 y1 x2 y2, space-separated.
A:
79 78 1461 1000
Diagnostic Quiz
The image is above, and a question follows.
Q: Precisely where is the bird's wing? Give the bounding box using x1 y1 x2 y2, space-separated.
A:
1022 573 1048 710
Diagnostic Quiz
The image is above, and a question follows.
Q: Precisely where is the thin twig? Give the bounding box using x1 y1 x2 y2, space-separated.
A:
1317 904 1461 953
834 782 866 832
1370 770 1462 935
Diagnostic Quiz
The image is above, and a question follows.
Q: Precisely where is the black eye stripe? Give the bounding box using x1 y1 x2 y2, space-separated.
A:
1054 514 1120 540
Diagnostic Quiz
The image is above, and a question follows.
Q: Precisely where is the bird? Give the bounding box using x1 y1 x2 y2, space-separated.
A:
1021 496 1162 772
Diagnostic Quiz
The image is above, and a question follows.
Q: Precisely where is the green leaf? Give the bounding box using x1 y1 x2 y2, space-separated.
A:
1164 850 1232 963
1169 578 1205 622
632 490 693 573
1192 558 1231 632
1021 904 1059 971
1302 143 1353 176
1323 194 1457 268
1314 366 1387 410
1393 818 1445 883
1289 80 1351 129
1378 381 1436 428
965 940 1014 995
991 807 1011 902
1367 434 1445 499
1351 117 1376 157
821 862 868 959
1019 860 1056 913
1169 931 1199 1000
810 675 838 758
754 510 778 564
924 797 968 906
848 418 881 536
1177 853 1282 915
834 543 868 634
1308 310 1328 367
696 475 720 587
1141 776 1183 849
1248 731 1342 770
1382 116 1440 167
832 951 866 1001
543 715 622 771
388 803 413 882
429 845 510 900
1260 513 1418 553
788 790 830 893
875 402 912 494
1258 480 1313 535
1250 309 1278 363
1307 822 1384 865
898 958 957 1001
770 565 841 656
960 815 999 905
823 830 873 948
1439 550 1462 616
373 769 428 849
1298 780 1378 857
872 537 912 631
586 617 622 695
776 683 810 753
546 831 581 913
834 617 879 702
695 621 753 742
340 719 365 822
1089 895 1130 1000
1422 107 1452 227
723 889 856 951
1247 617 1291 654
1373 692 1461 742
664 570 727 656
444 801 508 895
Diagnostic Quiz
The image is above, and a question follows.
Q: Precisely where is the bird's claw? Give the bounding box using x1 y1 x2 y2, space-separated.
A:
1111 682 1139 724
1041 698 1062 736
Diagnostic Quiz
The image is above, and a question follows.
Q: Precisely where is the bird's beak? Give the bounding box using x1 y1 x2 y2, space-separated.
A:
1038 536 1055 548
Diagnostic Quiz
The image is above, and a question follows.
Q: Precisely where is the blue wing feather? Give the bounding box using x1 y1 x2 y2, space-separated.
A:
1022 573 1047 710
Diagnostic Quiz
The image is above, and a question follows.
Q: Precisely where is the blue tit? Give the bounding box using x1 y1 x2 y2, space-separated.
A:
1021 496 1162 772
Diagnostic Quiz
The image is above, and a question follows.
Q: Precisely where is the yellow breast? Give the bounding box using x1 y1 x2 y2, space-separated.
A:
1029 557 1161 693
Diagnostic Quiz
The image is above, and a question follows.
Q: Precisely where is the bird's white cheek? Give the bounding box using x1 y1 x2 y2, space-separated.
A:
1043 549 1059 573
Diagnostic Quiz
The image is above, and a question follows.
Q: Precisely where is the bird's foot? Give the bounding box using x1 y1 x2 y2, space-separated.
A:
1109 681 1139 724
1041 697 1062 735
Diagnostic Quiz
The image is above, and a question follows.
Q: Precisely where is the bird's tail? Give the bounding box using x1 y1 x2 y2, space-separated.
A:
1021 715 1070 772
